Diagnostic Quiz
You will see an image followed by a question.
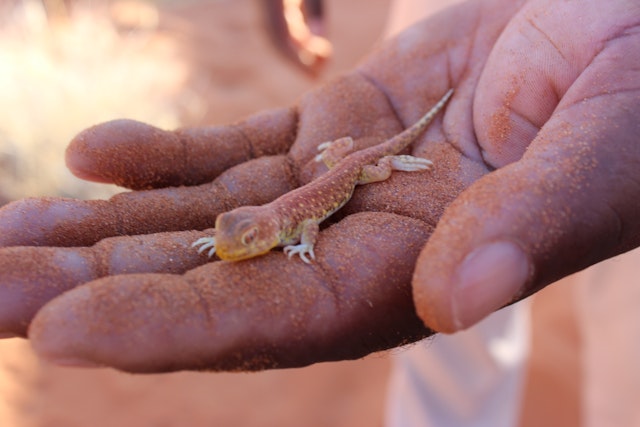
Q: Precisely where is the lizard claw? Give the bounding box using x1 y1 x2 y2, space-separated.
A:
314 141 332 162
192 237 217 258
316 141 332 151
389 155 433 171
283 243 315 264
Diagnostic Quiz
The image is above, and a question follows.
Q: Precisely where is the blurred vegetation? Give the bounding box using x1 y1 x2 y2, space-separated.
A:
0 0 197 202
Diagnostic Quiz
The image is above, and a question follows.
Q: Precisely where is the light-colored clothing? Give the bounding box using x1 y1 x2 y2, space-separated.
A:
385 303 531 427
576 248 640 427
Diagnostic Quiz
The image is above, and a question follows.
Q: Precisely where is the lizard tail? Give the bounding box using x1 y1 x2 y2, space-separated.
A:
383 88 454 154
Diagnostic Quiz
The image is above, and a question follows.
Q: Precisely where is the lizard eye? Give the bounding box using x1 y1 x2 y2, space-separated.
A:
241 227 258 246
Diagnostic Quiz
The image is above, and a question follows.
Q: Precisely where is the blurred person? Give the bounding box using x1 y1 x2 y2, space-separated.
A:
264 0 331 74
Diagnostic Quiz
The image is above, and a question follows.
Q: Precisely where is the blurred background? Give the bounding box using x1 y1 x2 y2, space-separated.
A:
0 0 584 426
0 0 390 202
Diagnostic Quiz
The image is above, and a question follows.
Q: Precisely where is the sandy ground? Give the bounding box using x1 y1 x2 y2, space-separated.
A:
0 1 585 426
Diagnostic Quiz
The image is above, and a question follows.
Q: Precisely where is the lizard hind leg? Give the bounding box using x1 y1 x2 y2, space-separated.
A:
314 136 354 168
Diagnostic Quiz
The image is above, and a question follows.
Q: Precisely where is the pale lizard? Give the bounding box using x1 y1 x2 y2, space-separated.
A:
192 88 453 263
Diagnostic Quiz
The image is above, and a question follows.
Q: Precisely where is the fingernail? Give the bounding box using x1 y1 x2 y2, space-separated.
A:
452 241 529 330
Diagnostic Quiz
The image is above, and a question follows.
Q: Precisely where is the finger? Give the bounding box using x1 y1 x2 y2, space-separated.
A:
0 229 218 336
66 107 297 190
0 155 295 247
413 87 640 333
473 0 637 167
413 1 640 333
70 71 450 192
29 213 434 372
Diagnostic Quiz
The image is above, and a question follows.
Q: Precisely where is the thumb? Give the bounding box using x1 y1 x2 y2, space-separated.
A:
412 0 640 333
413 91 640 333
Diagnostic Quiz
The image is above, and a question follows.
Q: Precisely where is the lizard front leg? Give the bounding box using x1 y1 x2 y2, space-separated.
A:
283 220 320 263
192 232 217 257
357 155 433 184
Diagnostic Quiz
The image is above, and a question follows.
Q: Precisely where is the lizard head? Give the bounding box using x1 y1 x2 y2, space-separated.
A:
214 206 281 261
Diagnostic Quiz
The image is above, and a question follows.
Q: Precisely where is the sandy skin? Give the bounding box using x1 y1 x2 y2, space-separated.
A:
0 0 638 373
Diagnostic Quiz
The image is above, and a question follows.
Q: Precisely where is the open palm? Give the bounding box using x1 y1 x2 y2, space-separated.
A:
0 0 638 372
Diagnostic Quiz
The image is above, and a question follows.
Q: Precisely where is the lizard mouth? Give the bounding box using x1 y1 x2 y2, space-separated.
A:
216 248 269 261
215 240 278 261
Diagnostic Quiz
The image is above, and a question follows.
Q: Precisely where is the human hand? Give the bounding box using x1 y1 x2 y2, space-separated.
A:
0 45 467 372
411 0 640 332
0 0 637 372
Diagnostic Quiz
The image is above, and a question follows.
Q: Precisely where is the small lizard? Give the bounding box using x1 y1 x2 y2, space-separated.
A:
193 88 453 263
